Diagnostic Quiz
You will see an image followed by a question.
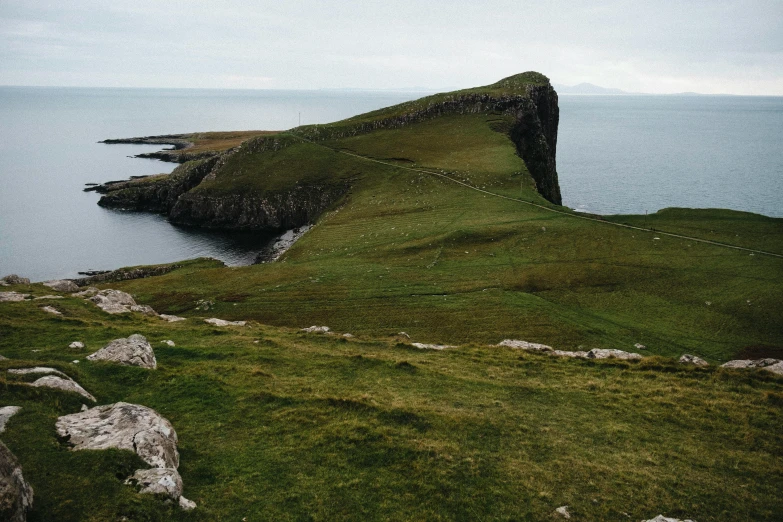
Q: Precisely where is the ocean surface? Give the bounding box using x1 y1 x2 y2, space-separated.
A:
0 88 781 281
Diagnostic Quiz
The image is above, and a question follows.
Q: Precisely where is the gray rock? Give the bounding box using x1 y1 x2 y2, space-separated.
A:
161 340 175 347
30 376 96 402
634 343 647 350
179 495 197 510
40 305 62 316
42 279 79 292
88 289 137 314
0 292 29 303
71 286 99 297
721 358 783 375
643 516 695 522
552 350 589 358
555 505 571 519
411 342 453 350
1 275 30 286
33 295 63 300
56 402 179 469
0 406 21 434
205 318 246 327
0 440 34 522
68 341 84 349
130 304 158 316
160 314 186 322
679 354 709 367
126 467 182 499
8 367 69 378
586 348 643 361
497 339 553 352
342 333 354 338
397 332 411 339
87 334 157 369
301 325 329 333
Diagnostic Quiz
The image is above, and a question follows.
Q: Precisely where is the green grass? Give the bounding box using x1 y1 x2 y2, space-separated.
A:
2 291 782 521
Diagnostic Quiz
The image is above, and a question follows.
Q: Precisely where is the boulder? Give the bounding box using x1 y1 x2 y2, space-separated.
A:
30 376 96 402
497 339 553 352
721 358 783 376
0 406 21 434
68 341 84 349
179 496 197 510
56 402 179 469
411 342 453 350
42 280 79 293
205 318 246 327
1 275 30 286
0 292 29 303
160 314 186 322
88 289 136 314
679 354 709 367
40 306 62 316
0 441 34 522
125 467 182 499
586 349 643 361
87 334 157 369
301 325 329 333
8 367 69 378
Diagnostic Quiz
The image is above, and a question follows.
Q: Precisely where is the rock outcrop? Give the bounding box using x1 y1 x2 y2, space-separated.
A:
1 275 30 286
160 314 186 322
87 334 157 369
497 340 642 360
125 467 183 499
40 306 62 316
87 289 157 316
0 292 29 303
0 441 34 522
301 325 329 333
205 318 246 327
411 342 454 350
75 265 183 287
498 339 553 352
42 280 79 292
0 407 21 434
643 516 695 522
721 358 783 375
679 354 709 367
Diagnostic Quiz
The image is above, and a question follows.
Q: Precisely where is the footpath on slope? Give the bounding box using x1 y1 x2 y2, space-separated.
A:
287 132 783 260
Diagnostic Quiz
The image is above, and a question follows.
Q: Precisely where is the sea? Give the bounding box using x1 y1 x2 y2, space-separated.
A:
0 88 781 281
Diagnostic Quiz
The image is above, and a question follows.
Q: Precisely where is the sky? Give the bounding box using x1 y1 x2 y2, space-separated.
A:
1 0 782 94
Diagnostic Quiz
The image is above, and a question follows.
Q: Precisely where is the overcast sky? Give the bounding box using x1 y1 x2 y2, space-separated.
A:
1 0 781 94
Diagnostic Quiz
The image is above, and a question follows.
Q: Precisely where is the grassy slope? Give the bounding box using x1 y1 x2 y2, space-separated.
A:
1 287 782 521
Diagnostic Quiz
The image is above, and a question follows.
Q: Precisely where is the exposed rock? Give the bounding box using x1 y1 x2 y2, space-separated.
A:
721 358 783 375
342 333 354 338
75 265 185 287
498 339 553 352
255 225 313 263
80 404 89 412
552 350 589 358
643 516 695 522
679 354 709 367
586 349 643 361
130 304 158 316
30 375 96 402
71 286 99 297
301 325 329 333
42 279 79 292
0 407 21 434
40 306 62 316
125 467 182 499
397 332 411 339
8 367 69 378
411 343 454 350
0 292 29 303
161 340 175 347
87 334 157 369
179 496 197 510
555 505 571 519
0 440 34 522
88 289 137 314
634 343 647 350
160 314 186 322
33 295 63 300
205 318 246 327
56 402 179 469
0 355 8 361
1 275 30 286
68 341 84 349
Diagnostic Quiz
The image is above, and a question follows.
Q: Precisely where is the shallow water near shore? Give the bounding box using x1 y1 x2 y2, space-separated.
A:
0 87 781 281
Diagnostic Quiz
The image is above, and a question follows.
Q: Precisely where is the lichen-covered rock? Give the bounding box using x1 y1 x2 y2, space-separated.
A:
679 354 709 367
160 314 186 322
0 292 29 303
586 349 643 361
56 402 179 469
1 275 30 286
0 440 34 522
88 289 136 314
125 467 183 499
205 318 246 327
87 334 157 369
42 279 79 292
498 339 553 352
0 407 21 434
30 376 96 402
722 358 783 375
8 367 68 378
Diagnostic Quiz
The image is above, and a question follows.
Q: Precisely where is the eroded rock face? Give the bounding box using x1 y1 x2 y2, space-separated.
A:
498 339 553 352
586 349 643 361
56 402 179 469
679 354 709 367
125 467 182 499
42 280 79 292
205 318 246 327
0 292 29 303
88 289 138 314
30 376 96 402
1 275 30 286
87 334 157 369
722 358 783 375
0 441 34 521
0 407 21 434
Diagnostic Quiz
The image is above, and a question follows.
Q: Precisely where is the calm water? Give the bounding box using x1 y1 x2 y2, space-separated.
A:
1 89 781 281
